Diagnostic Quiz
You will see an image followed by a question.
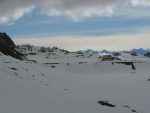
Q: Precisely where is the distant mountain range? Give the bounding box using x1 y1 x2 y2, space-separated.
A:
130 48 150 55
79 48 150 55
0 32 150 58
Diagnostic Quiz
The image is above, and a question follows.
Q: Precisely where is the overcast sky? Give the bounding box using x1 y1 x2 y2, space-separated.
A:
0 0 150 51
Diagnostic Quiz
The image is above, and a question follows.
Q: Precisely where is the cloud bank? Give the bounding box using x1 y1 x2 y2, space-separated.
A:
1 0 150 24
13 26 150 51
13 32 150 51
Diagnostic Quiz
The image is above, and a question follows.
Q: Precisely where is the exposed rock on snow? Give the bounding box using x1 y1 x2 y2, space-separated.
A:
0 32 15 48
114 62 136 70
97 100 116 107
0 33 23 60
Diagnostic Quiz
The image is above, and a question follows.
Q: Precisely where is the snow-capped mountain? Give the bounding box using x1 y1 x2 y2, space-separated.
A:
130 48 150 55
79 48 150 56
79 49 112 55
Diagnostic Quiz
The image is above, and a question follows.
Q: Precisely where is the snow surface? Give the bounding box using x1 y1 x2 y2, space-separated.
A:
0 51 150 113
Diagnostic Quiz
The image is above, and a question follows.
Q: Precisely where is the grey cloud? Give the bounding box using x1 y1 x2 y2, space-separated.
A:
130 0 150 6
38 0 124 21
0 0 150 25
0 0 35 24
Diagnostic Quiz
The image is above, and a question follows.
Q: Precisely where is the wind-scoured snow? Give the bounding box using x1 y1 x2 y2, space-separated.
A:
0 51 150 113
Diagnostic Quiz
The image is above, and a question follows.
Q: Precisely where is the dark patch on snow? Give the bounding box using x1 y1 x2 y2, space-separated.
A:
51 65 56 68
41 73 45 76
78 62 87 64
123 105 138 113
66 63 70 66
123 105 131 108
64 88 68 91
148 79 150 82
22 68 28 71
97 101 116 107
45 63 60 65
131 109 138 113
3 62 11 63
14 72 18 75
114 62 136 70
44 83 49 86
32 74 35 80
25 61 32 64
27 60 36 63
27 53 37 55
9 67 18 70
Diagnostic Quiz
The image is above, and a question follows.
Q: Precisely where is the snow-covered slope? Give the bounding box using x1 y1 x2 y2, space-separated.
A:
0 51 150 113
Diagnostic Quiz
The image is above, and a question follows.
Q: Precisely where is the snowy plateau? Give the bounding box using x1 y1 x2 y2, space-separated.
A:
1 45 150 113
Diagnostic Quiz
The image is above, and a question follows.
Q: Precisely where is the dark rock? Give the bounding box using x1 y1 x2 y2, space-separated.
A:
0 32 15 48
0 32 24 60
97 101 116 107
9 67 18 70
101 55 121 61
131 109 137 112
27 53 37 55
27 60 37 63
115 62 136 70
51 65 56 68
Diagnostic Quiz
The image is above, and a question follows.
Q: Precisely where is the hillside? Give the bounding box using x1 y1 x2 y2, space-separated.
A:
0 34 150 113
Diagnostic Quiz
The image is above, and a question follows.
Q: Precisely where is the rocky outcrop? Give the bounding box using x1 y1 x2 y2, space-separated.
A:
0 32 15 48
0 32 23 60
